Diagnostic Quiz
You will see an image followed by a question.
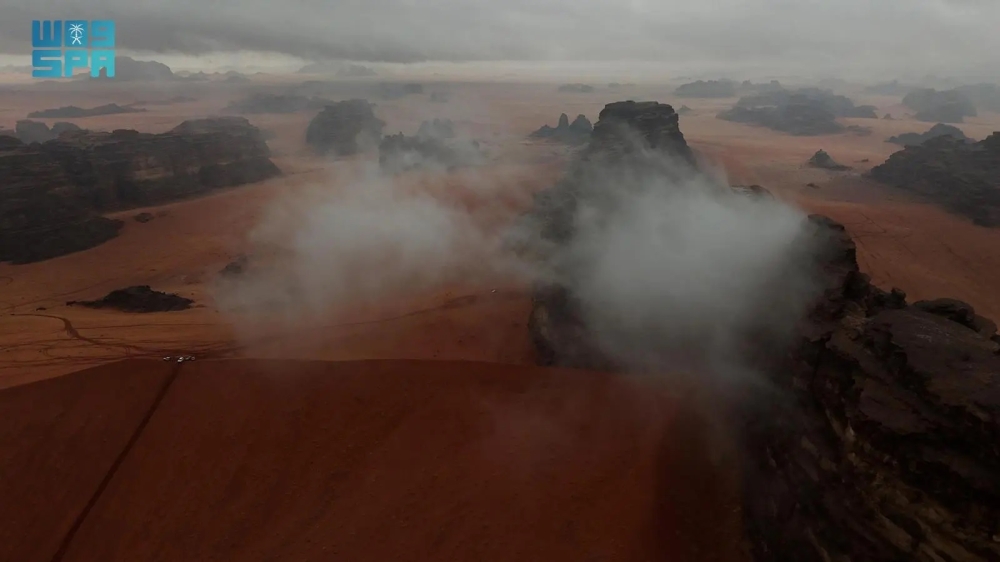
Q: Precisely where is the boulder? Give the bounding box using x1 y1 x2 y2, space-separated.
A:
718 88 877 135
305 99 385 155
869 132 1000 226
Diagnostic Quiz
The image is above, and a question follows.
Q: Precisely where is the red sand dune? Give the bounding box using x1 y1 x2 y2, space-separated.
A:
1 359 746 562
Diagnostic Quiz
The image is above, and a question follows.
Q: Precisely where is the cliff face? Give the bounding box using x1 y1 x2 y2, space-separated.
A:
742 215 1000 562
869 132 1000 226
526 100 702 369
522 99 1000 561
0 117 280 263
0 137 121 264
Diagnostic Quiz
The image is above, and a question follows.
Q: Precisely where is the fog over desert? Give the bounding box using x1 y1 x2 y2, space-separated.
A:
1 2 999 561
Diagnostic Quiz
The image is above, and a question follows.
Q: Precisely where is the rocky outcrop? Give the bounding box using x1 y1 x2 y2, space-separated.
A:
741 214 1000 562
223 93 335 114
718 88 877 135
557 84 595 93
526 100 700 368
674 79 738 98
0 117 280 263
376 83 424 100
529 113 593 145
903 89 977 123
807 149 850 170
888 123 971 146
305 99 385 155
955 83 1000 113
68 286 193 312
378 132 484 174
27 104 143 119
718 102 845 136
93 56 175 81
0 136 122 264
869 132 1000 226
416 118 455 140
523 99 1000 561
14 120 83 143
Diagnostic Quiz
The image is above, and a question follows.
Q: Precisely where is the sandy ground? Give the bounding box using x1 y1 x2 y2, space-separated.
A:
0 77 997 560
2 358 746 562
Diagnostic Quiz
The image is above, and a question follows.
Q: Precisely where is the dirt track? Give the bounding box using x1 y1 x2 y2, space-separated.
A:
1 358 746 562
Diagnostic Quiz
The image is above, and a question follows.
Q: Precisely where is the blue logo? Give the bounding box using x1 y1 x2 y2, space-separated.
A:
32 20 116 78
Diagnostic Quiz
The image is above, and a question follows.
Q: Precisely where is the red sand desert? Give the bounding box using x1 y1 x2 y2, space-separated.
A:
1 78 998 561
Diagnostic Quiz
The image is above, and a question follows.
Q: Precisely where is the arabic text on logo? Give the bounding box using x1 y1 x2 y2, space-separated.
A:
31 20 116 78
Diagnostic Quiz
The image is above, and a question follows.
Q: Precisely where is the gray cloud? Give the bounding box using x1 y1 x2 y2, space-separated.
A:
2 0 999 77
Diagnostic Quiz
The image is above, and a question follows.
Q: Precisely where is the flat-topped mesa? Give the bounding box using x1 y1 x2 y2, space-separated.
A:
0 138 121 264
582 101 696 168
41 116 280 209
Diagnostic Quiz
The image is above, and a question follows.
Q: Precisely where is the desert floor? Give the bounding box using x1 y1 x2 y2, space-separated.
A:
1 78 998 561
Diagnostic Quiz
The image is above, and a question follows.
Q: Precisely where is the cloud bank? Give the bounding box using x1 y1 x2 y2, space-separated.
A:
2 0 999 78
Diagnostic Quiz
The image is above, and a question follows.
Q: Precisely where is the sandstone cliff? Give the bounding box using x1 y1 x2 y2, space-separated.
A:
523 99 1000 561
0 137 122 264
742 214 1000 562
0 117 280 263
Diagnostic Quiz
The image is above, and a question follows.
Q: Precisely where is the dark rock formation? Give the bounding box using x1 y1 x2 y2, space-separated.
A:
884 113 894 120
133 212 154 223
14 120 82 143
0 117 279 263
677 105 692 115
68 286 193 312
93 56 175 81
718 103 845 136
674 80 737 98
955 83 1000 113
557 84 595 93
0 136 122 264
27 104 143 119
376 83 424 100
378 132 484 174
903 88 977 123
741 214 1000 562
731 184 774 198
807 149 850 170
716 87 877 134
416 118 455 140
223 93 335 114
525 100 700 368
869 132 1000 226
888 123 970 146
529 113 593 145
305 99 385 155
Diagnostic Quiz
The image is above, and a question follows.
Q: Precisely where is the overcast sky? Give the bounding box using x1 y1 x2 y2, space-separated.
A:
2 0 999 78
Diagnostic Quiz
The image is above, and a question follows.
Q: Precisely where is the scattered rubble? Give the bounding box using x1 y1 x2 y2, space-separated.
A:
68 286 193 312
